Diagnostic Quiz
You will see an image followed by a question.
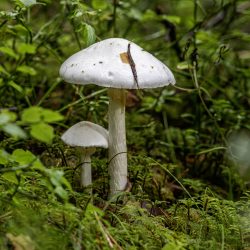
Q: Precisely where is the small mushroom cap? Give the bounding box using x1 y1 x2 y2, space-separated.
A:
61 121 108 148
59 38 175 89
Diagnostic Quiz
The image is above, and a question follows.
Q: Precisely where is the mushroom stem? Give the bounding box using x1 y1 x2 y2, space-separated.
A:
80 147 96 187
108 88 127 195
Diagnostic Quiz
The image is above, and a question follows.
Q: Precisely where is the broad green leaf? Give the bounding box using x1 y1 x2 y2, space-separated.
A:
54 186 68 200
1 172 19 184
162 15 181 25
92 0 108 10
0 149 10 165
46 169 71 189
83 23 96 46
12 149 36 165
46 169 71 200
2 123 27 139
18 43 36 55
59 173 72 190
21 107 41 123
30 123 54 144
47 169 65 187
0 46 18 59
142 9 159 22
128 8 142 21
0 111 16 125
12 149 43 169
11 149 43 169
13 24 28 35
40 109 64 123
22 107 63 123
8 81 23 93
17 65 37 76
19 0 37 7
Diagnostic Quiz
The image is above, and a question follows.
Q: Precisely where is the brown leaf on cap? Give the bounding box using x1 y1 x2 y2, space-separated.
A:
120 52 129 64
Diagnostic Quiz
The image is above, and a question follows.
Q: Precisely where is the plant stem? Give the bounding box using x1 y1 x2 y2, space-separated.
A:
192 64 228 146
58 88 107 112
108 88 127 196
112 0 118 36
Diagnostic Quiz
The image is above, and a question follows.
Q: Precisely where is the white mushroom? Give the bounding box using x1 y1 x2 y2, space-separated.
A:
59 38 175 196
61 121 108 187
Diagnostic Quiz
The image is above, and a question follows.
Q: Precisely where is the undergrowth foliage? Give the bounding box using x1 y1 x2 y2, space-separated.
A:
0 0 250 249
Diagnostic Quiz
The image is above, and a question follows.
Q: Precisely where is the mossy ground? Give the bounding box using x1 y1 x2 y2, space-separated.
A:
0 0 250 249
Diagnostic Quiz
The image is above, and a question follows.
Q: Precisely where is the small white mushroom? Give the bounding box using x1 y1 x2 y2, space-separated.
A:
61 121 108 187
60 38 175 196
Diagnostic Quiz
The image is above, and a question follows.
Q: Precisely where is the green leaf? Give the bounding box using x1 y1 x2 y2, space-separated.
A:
162 15 181 25
21 107 41 123
83 23 96 46
128 8 142 21
19 0 37 7
13 24 28 35
18 43 36 55
22 107 63 124
40 109 64 123
0 149 10 165
30 123 54 144
0 111 16 125
47 169 64 187
46 169 71 200
142 9 159 22
8 81 23 93
0 46 18 59
54 186 68 200
11 149 43 169
91 0 108 10
12 149 36 165
2 123 27 139
10 149 43 169
17 65 37 76
1 172 19 184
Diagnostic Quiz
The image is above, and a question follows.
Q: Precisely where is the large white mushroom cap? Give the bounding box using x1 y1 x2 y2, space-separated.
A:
59 38 175 89
61 121 108 148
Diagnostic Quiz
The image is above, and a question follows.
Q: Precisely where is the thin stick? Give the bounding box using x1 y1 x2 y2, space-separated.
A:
127 43 139 89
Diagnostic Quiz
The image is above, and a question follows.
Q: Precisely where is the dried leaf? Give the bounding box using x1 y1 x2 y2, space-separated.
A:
120 52 129 64
6 233 35 250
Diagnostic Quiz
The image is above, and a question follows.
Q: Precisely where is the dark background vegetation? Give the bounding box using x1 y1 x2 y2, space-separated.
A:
0 0 250 249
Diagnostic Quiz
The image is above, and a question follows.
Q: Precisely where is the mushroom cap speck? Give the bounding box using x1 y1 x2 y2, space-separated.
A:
59 38 175 89
61 121 108 148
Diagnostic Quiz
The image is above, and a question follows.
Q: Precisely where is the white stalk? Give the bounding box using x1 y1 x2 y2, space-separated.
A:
108 88 127 195
80 147 96 187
